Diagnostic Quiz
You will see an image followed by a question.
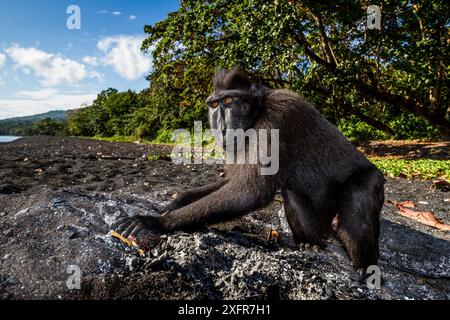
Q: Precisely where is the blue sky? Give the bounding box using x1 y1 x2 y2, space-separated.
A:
0 0 180 119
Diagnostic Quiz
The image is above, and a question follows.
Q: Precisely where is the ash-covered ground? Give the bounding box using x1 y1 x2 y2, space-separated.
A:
0 136 448 299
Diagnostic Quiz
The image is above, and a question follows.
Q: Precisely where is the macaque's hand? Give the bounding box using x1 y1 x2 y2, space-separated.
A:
113 215 165 240
160 201 178 214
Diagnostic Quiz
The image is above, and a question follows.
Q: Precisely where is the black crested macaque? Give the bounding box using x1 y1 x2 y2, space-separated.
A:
114 69 385 269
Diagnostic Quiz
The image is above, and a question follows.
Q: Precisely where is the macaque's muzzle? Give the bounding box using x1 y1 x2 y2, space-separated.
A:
208 105 229 148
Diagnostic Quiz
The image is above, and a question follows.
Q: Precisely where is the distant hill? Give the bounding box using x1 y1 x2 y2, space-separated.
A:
0 110 68 123
0 110 68 136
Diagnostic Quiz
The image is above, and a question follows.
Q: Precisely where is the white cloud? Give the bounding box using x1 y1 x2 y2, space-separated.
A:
89 70 105 83
0 53 6 69
98 10 122 16
15 88 59 99
5 45 95 86
128 15 137 20
82 55 100 66
97 35 151 80
0 70 6 86
0 90 96 119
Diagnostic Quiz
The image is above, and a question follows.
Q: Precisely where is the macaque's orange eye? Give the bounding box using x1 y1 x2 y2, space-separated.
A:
211 101 220 108
224 97 233 105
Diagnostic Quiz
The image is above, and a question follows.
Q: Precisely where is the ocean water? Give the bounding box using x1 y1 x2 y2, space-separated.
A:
0 136 21 143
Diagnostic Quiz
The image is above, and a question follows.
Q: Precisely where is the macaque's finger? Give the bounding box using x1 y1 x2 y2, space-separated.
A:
128 222 146 238
121 219 140 238
112 217 130 231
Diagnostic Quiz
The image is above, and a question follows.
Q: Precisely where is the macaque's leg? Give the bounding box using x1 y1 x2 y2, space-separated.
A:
336 168 384 269
282 189 326 248
162 179 228 213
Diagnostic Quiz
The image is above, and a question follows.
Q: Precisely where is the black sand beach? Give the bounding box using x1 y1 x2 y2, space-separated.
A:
0 136 448 299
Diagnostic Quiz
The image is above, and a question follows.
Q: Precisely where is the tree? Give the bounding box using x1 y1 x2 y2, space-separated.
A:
141 0 450 138
33 118 66 135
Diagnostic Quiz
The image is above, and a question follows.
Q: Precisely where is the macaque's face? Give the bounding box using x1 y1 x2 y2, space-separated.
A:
206 92 255 147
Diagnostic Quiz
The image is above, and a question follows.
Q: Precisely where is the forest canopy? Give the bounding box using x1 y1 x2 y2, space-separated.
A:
67 0 450 141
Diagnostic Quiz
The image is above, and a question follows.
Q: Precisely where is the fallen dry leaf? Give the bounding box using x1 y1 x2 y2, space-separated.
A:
397 200 415 208
430 178 450 192
388 200 450 231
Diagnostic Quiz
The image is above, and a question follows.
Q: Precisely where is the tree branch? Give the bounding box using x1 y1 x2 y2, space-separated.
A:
311 12 338 67
253 77 292 86
341 100 394 136
355 78 450 136
291 32 336 69
304 83 394 136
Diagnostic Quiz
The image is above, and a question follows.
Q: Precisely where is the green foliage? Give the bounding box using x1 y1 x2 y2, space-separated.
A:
0 111 68 136
140 0 450 138
0 117 67 136
68 0 450 140
338 113 440 141
89 136 142 143
33 118 67 136
371 159 450 180
338 116 389 141
67 88 156 139
388 113 441 140
152 129 176 143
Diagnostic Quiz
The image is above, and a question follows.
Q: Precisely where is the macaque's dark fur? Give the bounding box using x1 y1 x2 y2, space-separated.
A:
116 69 385 269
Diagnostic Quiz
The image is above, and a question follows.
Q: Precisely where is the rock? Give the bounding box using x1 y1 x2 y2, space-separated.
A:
125 256 141 272
6 276 19 285
97 259 112 273
3 228 13 237
66 225 89 239
1 275 20 287
15 208 29 216
1 293 12 300
68 231 79 239
147 252 168 268
51 198 65 207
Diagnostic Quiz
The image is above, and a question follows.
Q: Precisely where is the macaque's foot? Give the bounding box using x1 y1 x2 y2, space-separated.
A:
113 215 165 239
349 262 370 279
356 268 365 278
